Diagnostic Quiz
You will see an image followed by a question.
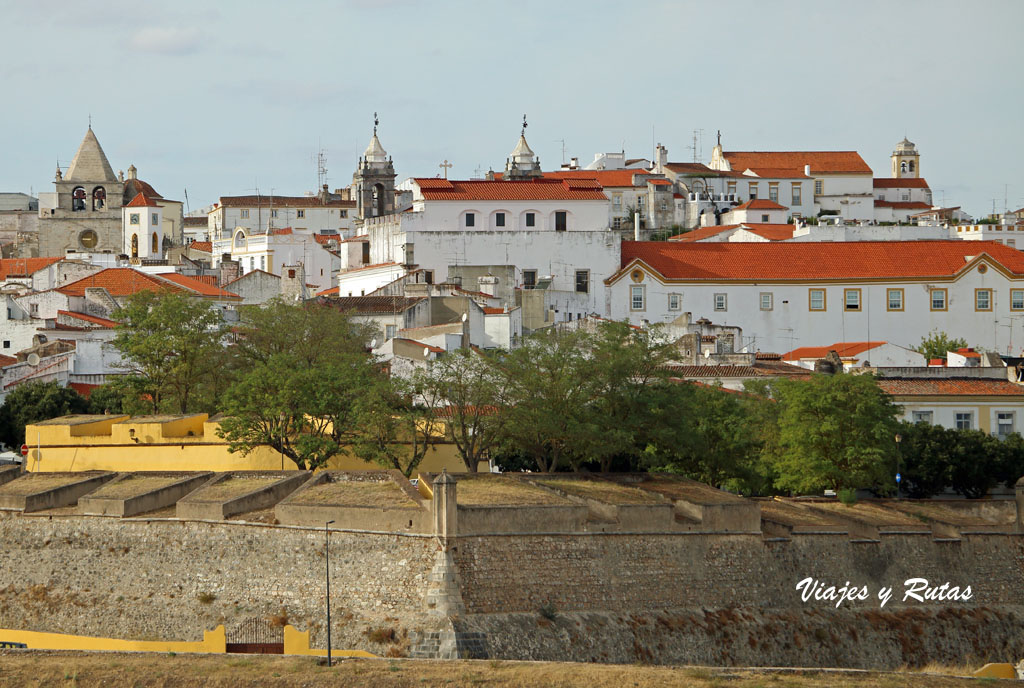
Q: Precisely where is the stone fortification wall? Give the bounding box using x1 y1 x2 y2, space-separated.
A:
0 513 438 652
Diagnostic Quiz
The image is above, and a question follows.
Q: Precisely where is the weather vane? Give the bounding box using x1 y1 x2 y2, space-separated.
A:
521 114 528 137
373 112 379 136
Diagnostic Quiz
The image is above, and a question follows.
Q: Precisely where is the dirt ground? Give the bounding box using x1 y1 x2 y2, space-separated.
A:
0 651 988 687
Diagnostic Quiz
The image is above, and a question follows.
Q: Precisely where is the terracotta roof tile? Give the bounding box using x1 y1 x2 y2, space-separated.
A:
413 178 608 201
733 199 787 211
0 257 63 280
874 200 931 209
183 217 208 227
69 382 100 398
668 225 740 242
57 268 186 297
321 295 426 314
724 151 872 175
316 286 339 296
877 378 1024 396
741 224 798 241
0 354 17 367
56 310 119 328
617 240 1024 282
124 191 161 208
394 338 445 354
187 241 213 253
741 167 811 179
782 341 887 361
482 307 505 314
873 178 930 189
156 273 240 298
539 169 651 187
664 162 718 176
218 195 355 208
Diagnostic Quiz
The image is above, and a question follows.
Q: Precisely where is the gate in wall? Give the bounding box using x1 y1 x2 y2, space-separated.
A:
226 617 284 654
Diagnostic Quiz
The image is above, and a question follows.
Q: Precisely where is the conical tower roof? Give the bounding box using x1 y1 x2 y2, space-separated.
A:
364 133 388 164
66 128 117 182
509 134 535 162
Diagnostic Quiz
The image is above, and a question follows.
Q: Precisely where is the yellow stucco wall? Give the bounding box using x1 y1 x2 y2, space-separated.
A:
0 625 226 653
24 414 470 474
283 625 376 658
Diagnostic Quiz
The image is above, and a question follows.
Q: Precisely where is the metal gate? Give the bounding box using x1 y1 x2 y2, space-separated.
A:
226 617 284 654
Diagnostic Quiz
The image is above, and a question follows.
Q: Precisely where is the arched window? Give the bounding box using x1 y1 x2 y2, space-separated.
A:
234 231 246 248
373 183 386 216
908 161 915 173
131 234 139 258
900 161 908 173
92 186 106 210
152 232 159 254
72 186 86 211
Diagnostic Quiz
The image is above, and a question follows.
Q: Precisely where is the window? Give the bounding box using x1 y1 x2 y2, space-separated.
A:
240 209 250 219
465 212 475 227
901 192 910 201
613 194 622 209
769 184 779 203
761 214 770 222
612 217 622 229
575 270 589 293
152 232 159 253
526 212 535 227
748 183 758 199
791 184 802 206
72 186 86 211
30 303 38 315
976 288 992 311
760 292 773 311
727 182 737 195
714 293 727 312
271 209 279 219
630 285 645 311
385 325 397 340
887 288 904 311
844 288 861 312
1012 289 1024 311
297 209 305 218
809 289 826 311
522 269 537 289
930 288 947 311
2 341 8 349
1007 239 1015 248
260 256 265 270
130 213 140 225
495 212 505 227
912 411 933 424
814 179 823 195
955 412 973 430
997 412 1015 437
149 213 158 226
555 211 567 231
249 257 255 271
340 210 347 218
668 293 681 311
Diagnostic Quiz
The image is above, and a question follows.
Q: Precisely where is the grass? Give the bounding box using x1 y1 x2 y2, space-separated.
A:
88 476 182 499
631 475 743 505
455 475 570 506
533 478 662 505
807 501 926 526
290 479 416 507
0 475 85 496
189 477 273 501
0 652 989 687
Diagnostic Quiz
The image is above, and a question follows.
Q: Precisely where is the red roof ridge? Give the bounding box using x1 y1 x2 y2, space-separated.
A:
56 310 119 328
124 191 161 208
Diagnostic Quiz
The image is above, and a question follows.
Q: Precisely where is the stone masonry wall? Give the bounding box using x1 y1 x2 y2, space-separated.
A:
0 512 439 653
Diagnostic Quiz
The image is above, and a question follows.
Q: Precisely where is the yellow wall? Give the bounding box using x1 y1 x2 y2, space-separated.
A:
24 414 470 474
0 625 225 654
283 625 376 658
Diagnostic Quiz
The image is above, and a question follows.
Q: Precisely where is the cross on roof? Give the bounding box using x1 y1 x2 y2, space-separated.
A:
439 160 453 179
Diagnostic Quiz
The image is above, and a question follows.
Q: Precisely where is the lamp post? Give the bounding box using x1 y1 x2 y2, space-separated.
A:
894 434 903 500
325 520 335 667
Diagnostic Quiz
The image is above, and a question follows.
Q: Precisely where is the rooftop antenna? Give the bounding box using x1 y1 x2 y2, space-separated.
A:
316 140 329 189
184 188 190 215
473 163 484 178
686 129 705 163
555 139 566 165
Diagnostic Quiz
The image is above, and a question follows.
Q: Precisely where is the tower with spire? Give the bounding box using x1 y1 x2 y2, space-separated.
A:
352 113 397 221
504 115 542 180
38 125 125 257
891 137 920 179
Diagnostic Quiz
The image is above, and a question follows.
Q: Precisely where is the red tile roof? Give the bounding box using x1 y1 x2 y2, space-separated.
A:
317 286 339 297
647 178 672 186
669 223 796 242
0 257 63 279
539 169 651 188
664 162 718 176
874 200 931 209
413 178 608 201
733 199 787 211
0 354 16 367
668 225 739 242
782 341 886 361
741 167 811 179
156 273 241 299
394 338 445 354
188 241 213 253
183 217 208 227
124 191 161 208
321 295 425 314
741 225 797 241
69 382 101 398
873 178 930 189
218 195 355 208
313 233 340 244
723 151 872 175
877 378 1024 397
57 268 186 297
616 240 1024 282
57 310 119 328
482 307 505 314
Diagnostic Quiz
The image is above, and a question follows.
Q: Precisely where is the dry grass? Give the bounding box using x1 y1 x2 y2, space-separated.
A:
631 475 743 505
0 475 84 496
88 476 182 499
456 476 570 506
807 501 926 526
756 499 847 527
0 651 988 687
290 479 416 508
189 477 274 501
533 478 662 505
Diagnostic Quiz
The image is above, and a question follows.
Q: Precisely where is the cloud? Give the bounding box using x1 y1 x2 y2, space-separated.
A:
129 27 205 56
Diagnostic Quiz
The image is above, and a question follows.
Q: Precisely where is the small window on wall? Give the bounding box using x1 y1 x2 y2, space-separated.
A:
2 341 9 349
152 213 159 225
748 183 758 199
630 285 645 311
997 412 1015 437
495 212 505 227
240 209 250 218
809 289 826 311
668 293 681 311
575 270 589 293
714 293 727 311
844 289 861 312
385 325 397 340
887 288 904 311
340 210 348 218
525 212 535 227
814 180 823 195
791 184 802 206
975 289 992 311
912 411 933 424
930 289 947 311
522 269 537 289
1012 289 1024 311
465 213 475 227
760 292 773 311
555 211 567 231
761 214 770 222
955 412 973 430
769 184 779 203
297 209 305 218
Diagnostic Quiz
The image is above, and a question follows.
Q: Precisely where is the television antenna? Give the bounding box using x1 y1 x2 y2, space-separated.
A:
315 141 328 189
554 139 567 165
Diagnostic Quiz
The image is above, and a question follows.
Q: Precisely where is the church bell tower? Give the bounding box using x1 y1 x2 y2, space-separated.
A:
352 113 397 221
891 137 920 179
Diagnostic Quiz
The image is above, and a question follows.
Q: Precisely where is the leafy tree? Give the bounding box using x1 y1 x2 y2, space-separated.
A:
895 421 954 498
0 382 89 448
85 383 127 415
996 432 1024 488
111 291 225 414
412 349 504 472
915 330 968 362
351 376 445 477
768 374 899 494
217 299 379 471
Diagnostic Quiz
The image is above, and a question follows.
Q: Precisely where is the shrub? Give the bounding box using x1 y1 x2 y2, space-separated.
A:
196 592 216 604
538 603 558 621
838 488 858 505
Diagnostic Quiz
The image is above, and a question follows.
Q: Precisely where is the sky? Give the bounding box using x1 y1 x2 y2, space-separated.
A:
1 0 1022 217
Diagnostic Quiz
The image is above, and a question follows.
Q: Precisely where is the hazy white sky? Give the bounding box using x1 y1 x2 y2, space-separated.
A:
1 0 1021 216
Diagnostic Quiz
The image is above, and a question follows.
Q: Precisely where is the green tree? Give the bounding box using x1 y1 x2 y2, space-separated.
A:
217 299 379 471
351 376 445 477
412 349 504 472
85 384 127 416
895 421 954 498
914 330 968 361
0 382 90 448
111 291 225 414
768 374 899 494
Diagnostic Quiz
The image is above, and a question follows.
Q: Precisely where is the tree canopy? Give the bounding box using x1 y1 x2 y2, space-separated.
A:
915 330 969 361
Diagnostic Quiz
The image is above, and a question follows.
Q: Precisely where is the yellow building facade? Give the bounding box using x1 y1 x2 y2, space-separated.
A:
23 413 469 473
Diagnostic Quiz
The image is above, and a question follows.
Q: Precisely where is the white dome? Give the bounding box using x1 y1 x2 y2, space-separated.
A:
364 134 388 164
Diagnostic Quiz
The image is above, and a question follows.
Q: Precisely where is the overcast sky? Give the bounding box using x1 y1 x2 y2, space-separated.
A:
1 0 1021 217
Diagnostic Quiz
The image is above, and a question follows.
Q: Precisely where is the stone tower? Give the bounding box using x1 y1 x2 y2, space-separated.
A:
38 126 125 257
352 115 396 221
891 137 920 179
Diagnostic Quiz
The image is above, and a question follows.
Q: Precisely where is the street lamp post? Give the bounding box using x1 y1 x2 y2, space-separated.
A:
895 434 903 500
325 520 335 667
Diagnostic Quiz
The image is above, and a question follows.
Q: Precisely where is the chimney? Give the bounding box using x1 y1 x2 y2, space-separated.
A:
477 275 498 297
804 164 811 177
570 156 579 169
280 262 308 302
218 258 239 287
655 144 668 172
634 211 641 241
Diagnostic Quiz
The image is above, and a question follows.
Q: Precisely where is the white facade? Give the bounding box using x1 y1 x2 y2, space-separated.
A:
208 193 356 241
951 223 1024 247
211 229 338 294
122 199 162 259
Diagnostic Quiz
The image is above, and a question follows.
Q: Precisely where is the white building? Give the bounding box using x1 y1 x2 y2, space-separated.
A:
211 228 338 294
782 341 926 370
207 188 356 240
607 240 1024 354
121 191 163 260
